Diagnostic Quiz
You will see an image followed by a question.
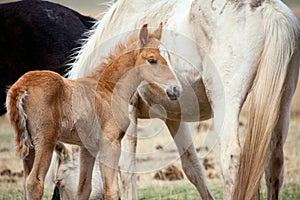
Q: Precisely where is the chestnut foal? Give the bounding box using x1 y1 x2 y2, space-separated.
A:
6 23 181 200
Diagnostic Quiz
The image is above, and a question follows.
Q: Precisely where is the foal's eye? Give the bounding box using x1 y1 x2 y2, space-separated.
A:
147 59 157 65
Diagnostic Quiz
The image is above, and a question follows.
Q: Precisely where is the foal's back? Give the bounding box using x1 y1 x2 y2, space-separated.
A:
6 70 68 156
6 69 100 156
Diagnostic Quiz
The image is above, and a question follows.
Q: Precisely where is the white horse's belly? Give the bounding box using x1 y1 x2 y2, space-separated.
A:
138 77 211 122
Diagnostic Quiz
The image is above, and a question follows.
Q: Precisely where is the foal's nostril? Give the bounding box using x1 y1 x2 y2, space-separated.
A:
166 86 180 100
173 86 180 97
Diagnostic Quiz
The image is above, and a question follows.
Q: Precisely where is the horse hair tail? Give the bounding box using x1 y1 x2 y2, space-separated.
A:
233 3 300 200
6 85 33 159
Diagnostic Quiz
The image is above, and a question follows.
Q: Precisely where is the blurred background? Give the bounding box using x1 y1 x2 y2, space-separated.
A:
0 0 108 17
1 0 299 17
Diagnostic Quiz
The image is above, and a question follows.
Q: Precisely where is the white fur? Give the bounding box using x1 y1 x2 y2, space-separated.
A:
46 145 104 200
18 91 33 155
64 0 300 199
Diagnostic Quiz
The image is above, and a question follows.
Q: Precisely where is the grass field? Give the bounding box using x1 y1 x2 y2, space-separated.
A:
0 0 300 199
0 114 299 199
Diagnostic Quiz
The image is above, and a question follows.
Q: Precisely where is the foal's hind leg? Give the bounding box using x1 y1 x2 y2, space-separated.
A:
22 148 35 199
25 141 56 200
166 119 214 200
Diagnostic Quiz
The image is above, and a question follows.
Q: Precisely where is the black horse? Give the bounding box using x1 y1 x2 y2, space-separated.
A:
0 0 96 116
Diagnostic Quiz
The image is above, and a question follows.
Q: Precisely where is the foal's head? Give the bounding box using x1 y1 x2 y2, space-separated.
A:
135 23 181 100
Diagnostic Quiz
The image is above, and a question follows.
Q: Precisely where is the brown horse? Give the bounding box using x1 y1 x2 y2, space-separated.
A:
6 23 181 200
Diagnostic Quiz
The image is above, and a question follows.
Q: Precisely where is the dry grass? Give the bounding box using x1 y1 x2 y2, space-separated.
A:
134 115 300 199
0 110 299 199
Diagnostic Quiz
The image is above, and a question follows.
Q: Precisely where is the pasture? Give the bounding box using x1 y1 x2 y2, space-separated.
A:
0 0 300 199
0 114 299 199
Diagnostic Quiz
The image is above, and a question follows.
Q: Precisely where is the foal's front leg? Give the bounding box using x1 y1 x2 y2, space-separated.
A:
77 147 96 200
119 104 138 200
100 123 122 200
119 121 138 200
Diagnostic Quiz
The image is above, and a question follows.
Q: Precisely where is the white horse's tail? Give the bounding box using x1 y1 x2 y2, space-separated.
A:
233 2 300 200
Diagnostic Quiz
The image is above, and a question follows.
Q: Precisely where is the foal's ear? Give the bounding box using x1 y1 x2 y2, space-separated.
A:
139 24 148 46
55 142 70 161
153 22 163 40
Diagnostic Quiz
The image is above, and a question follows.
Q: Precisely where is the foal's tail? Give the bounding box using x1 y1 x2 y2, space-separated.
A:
233 3 300 200
6 84 33 158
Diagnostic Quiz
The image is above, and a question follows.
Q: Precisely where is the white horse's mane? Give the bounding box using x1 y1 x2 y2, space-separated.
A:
64 0 114 78
66 0 184 80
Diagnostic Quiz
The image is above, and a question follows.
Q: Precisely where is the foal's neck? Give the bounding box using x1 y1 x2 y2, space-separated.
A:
97 51 140 93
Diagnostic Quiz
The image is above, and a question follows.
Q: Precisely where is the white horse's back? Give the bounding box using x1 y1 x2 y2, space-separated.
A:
67 0 196 80
65 0 300 199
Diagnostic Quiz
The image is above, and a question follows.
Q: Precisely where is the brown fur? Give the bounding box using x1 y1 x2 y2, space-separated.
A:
6 23 180 200
6 84 28 156
6 71 65 158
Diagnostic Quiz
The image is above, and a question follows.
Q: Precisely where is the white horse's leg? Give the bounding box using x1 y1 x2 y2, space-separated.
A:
119 111 138 200
219 108 241 199
265 54 299 200
213 104 241 200
203 38 262 199
264 107 289 200
166 119 214 200
203 66 247 200
205 60 254 199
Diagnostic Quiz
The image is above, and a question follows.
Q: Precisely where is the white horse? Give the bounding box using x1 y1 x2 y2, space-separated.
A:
46 143 104 200
68 0 300 199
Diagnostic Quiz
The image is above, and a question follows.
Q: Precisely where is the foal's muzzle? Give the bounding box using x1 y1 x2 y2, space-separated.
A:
166 86 180 100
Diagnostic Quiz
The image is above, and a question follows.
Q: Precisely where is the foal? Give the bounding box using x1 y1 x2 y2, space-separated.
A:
6 23 181 200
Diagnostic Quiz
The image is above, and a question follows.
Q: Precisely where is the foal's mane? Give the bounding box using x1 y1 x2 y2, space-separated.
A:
86 30 158 79
85 33 140 79
66 0 175 80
